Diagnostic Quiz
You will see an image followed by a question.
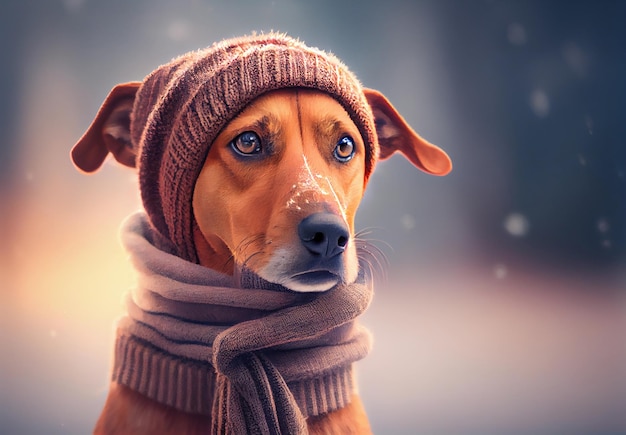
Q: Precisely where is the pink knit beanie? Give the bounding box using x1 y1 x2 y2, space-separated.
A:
130 33 378 262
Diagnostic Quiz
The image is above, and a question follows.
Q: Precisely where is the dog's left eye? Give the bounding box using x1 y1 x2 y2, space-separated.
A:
231 131 262 156
333 136 355 163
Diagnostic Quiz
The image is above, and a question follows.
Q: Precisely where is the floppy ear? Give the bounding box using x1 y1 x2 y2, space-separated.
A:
71 82 141 173
364 88 452 176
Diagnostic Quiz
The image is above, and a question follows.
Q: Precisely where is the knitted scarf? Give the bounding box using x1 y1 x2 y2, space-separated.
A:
111 212 373 434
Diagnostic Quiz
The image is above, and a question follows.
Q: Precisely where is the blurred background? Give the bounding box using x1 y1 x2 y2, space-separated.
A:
1 0 625 433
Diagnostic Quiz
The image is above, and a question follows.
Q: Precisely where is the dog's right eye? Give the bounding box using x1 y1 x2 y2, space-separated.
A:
231 131 262 156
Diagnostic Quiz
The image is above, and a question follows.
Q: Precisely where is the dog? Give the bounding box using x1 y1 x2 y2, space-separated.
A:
71 34 451 434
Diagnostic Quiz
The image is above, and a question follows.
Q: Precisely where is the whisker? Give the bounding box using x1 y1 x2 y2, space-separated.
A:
355 226 385 238
355 227 394 253
355 237 390 283
354 228 377 239
357 254 376 281
236 233 265 253
226 233 267 281
242 250 264 270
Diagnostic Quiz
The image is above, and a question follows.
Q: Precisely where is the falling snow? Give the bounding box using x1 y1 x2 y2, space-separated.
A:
529 89 550 118
584 115 594 135
596 218 610 233
504 213 530 237
562 43 589 78
167 19 191 42
493 264 508 279
507 23 527 46
401 214 416 230
597 219 612 249
62 0 84 13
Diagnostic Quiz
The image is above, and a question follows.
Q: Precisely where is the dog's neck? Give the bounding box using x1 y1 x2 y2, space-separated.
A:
112 213 373 432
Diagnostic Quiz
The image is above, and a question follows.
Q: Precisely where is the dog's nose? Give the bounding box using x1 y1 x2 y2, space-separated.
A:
298 213 350 258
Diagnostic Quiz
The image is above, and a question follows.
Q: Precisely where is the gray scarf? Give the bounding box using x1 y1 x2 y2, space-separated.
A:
111 212 373 434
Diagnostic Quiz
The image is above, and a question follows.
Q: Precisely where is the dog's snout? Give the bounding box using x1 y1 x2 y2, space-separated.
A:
298 213 350 258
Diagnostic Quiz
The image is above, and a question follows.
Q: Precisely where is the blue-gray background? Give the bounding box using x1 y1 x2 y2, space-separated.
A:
1 1 625 434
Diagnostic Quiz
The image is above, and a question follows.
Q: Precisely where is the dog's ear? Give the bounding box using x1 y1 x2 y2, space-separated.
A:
71 82 141 173
364 89 452 176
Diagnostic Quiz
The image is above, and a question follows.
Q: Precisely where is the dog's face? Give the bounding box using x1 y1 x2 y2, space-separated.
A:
193 89 366 292
71 81 452 293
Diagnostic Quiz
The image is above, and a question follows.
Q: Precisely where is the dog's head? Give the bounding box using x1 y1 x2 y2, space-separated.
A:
71 34 451 292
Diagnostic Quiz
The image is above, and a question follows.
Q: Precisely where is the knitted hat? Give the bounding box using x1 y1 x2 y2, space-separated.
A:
130 33 378 262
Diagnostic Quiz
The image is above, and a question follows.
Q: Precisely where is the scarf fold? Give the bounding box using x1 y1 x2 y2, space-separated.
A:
112 212 373 434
